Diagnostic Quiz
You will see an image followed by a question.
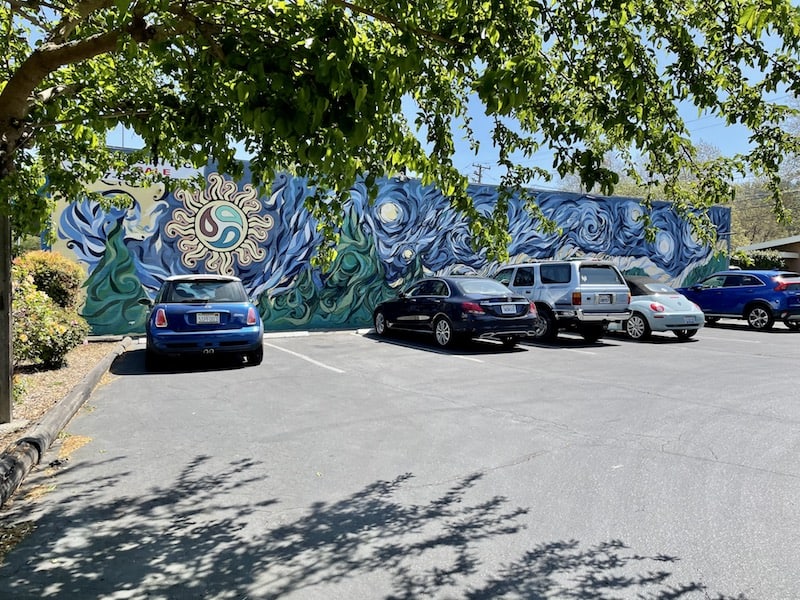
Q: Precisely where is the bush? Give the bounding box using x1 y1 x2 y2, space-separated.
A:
12 250 86 309
12 266 90 369
730 249 785 270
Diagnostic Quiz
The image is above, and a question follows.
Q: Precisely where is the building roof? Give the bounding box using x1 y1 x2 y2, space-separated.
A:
739 234 800 252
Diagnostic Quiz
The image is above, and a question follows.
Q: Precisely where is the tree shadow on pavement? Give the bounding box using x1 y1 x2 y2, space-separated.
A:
0 456 751 599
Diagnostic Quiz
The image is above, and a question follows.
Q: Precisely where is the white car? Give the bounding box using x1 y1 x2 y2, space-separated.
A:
610 276 704 341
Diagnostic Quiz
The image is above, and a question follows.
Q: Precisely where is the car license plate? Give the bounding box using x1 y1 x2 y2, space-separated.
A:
598 294 611 304
501 304 516 314
196 312 220 324
683 316 696 324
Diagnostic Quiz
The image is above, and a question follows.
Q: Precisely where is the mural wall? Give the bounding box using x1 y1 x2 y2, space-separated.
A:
51 163 730 336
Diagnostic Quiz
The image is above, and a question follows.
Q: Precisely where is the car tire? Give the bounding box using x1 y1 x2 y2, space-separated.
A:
532 307 558 342
580 323 605 343
433 316 457 348
705 316 720 326
673 329 697 340
501 336 519 348
625 313 651 341
374 311 388 336
783 318 800 330
247 345 264 366
144 348 162 372
746 304 774 330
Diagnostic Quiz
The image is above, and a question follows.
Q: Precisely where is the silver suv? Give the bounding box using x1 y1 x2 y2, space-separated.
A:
494 260 631 342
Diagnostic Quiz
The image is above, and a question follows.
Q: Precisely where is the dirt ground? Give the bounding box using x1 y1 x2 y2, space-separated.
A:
0 340 122 452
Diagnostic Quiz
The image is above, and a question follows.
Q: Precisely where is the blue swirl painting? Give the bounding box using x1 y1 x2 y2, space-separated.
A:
52 166 730 335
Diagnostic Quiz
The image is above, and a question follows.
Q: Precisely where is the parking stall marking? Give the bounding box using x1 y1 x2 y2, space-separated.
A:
264 341 346 373
697 335 762 344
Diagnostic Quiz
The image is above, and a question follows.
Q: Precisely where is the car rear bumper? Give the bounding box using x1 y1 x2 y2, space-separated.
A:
556 309 631 323
147 327 264 356
454 316 538 338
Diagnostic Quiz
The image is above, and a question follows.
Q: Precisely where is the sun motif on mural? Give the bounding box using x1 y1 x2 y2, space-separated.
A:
165 173 274 274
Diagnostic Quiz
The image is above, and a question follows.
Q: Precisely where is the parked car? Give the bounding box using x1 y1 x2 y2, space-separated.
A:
139 274 264 369
676 270 800 330
608 276 704 340
493 259 630 342
372 276 538 348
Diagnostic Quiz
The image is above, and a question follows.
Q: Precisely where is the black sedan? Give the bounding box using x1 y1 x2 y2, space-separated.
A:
372 276 538 348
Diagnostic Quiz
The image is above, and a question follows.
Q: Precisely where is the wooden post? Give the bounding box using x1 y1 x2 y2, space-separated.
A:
0 212 12 423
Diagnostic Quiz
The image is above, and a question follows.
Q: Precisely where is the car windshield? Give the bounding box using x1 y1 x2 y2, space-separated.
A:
164 280 247 303
457 279 514 296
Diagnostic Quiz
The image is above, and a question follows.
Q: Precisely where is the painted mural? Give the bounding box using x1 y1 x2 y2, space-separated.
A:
51 164 730 336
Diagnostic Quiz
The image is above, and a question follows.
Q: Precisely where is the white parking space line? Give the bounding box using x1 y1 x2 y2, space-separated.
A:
698 335 762 344
264 342 346 374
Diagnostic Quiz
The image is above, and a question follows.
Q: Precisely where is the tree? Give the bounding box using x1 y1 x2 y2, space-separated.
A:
2 0 800 420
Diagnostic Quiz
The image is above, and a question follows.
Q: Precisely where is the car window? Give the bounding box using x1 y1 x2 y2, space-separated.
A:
167 280 246 302
494 270 512 286
723 275 744 287
513 267 536 286
700 275 726 289
739 275 763 286
540 264 571 284
580 265 624 284
644 282 675 294
458 279 515 296
430 281 449 297
408 281 434 297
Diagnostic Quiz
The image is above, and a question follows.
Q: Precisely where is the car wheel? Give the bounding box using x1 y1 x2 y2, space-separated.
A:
674 329 697 340
374 311 388 336
144 348 163 371
625 313 651 341
433 317 456 348
580 323 605 343
783 318 800 330
705 316 720 326
247 345 264 366
746 304 774 330
532 307 558 342
501 336 519 348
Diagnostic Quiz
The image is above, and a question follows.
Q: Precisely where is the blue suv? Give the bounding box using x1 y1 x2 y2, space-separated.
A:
677 270 800 330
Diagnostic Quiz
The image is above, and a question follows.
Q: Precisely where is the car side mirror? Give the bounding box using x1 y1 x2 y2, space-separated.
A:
398 291 407 299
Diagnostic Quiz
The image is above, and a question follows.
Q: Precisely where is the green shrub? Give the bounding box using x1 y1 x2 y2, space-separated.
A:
12 267 90 369
730 249 784 270
13 250 86 309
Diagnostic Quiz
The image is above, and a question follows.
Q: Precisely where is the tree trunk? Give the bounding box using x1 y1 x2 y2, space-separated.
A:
0 212 12 423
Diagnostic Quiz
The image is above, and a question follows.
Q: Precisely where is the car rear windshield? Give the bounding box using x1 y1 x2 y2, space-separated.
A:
457 279 516 296
579 266 624 285
163 280 247 303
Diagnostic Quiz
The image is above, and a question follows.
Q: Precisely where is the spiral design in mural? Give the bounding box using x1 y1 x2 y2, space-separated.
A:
165 173 273 275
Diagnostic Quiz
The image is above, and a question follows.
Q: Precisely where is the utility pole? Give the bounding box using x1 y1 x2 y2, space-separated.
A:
472 163 489 184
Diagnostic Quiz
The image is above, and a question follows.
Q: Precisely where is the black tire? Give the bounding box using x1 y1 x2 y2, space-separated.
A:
247 345 263 366
501 336 519 348
674 329 698 340
580 323 605 343
144 348 162 372
433 316 457 348
705 316 720 326
374 310 388 336
783 318 800 331
625 312 651 341
532 307 558 342
746 304 774 330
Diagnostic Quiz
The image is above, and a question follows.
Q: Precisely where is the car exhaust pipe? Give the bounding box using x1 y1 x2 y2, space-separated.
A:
202 348 215 355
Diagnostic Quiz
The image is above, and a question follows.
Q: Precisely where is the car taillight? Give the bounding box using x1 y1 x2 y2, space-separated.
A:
775 281 791 291
529 302 537 316
461 301 485 314
649 302 666 313
247 307 258 325
572 291 582 305
154 308 168 328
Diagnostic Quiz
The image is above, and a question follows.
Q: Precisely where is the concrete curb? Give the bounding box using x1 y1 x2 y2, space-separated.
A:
0 336 134 508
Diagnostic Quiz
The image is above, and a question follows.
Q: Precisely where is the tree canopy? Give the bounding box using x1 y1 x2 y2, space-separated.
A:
2 0 800 260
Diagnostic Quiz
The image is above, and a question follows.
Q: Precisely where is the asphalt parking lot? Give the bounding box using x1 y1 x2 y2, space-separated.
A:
1 321 799 599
